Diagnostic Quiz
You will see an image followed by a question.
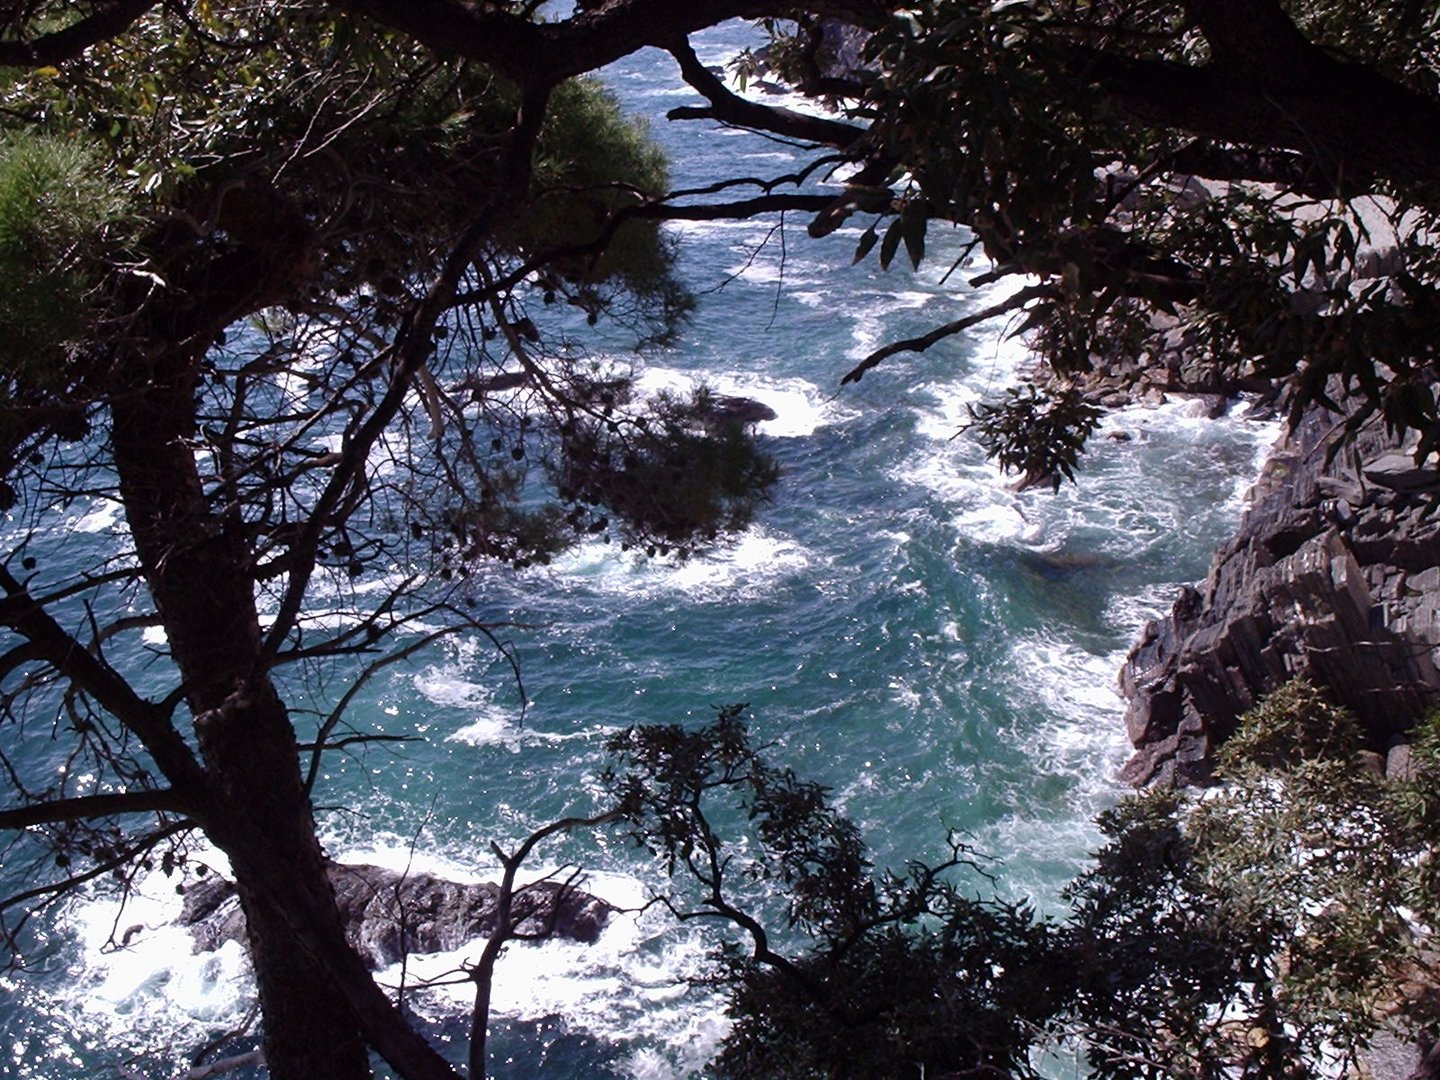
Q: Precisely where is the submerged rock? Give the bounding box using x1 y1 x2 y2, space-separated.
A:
1120 401 1440 786
178 861 613 969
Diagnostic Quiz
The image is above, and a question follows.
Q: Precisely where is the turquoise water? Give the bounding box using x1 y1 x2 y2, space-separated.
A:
0 24 1276 1079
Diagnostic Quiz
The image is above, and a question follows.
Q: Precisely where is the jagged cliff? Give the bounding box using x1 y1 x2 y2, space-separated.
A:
1119 401 1440 786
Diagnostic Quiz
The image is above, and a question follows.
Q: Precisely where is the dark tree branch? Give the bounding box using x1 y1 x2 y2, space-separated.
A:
329 0 890 90
827 830 995 963
841 284 1056 384
1163 141 1354 197
474 188 841 300
0 640 46 683
302 622 466 794
635 193 839 221
257 86 554 668
0 819 191 915
666 36 865 148
0 0 158 67
0 787 190 830
806 157 897 238
466 810 619 1080
1073 28 1440 192
1183 0 1319 76
301 733 418 755
0 566 207 795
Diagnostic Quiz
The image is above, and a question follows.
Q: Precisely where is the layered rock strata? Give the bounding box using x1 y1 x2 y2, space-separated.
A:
1120 404 1440 786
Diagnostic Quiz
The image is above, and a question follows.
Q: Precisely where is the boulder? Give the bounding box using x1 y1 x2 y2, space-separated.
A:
706 394 778 428
177 861 614 969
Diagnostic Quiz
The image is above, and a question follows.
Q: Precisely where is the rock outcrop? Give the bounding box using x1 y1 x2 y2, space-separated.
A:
178 861 614 969
1120 403 1440 786
707 394 778 428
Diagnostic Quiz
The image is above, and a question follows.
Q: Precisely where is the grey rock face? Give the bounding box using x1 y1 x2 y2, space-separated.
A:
178 861 614 969
1120 403 1440 786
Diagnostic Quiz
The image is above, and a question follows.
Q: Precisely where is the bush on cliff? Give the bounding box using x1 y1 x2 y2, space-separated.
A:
609 691 1440 1078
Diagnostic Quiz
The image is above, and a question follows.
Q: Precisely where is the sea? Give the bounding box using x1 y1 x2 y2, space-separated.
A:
0 20 1277 1080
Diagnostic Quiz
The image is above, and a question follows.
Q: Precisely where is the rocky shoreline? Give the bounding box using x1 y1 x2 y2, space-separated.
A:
1116 398 1440 786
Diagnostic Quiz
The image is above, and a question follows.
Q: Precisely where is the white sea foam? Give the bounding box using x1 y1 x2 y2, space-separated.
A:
891 332 1282 564
1010 636 1129 740
942 632 1133 908
322 844 728 1080
39 834 729 1078
722 258 788 285
946 490 1045 546
845 289 961 363
29 851 252 1074
1103 580 1191 638
446 709 606 750
535 525 812 604
635 365 853 438
662 217 779 240
70 498 124 535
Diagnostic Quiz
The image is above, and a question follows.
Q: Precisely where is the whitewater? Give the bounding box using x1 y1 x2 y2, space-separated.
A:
0 22 1278 1080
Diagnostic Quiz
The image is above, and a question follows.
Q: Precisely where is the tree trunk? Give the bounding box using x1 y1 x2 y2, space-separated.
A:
110 349 373 1080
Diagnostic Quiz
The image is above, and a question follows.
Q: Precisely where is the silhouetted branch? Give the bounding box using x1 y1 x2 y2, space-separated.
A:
0 788 190 830
0 819 191 916
0 565 206 792
841 284 1056 383
667 36 865 148
466 809 619 1080
0 0 159 67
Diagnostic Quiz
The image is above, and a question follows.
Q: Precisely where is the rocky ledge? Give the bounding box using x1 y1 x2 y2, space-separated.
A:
178 861 614 970
1120 401 1440 786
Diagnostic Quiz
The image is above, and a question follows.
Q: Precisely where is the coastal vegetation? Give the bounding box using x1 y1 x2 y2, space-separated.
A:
610 687 1440 1078
0 1 1435 1078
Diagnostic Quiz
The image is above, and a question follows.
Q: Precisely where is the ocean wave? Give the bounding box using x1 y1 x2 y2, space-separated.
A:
530 526 812 605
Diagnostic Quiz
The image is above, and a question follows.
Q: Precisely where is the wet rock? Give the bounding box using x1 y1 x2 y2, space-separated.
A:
1365 451 1440 494
177 861 614 969
179 875 248 954
707 395 778 427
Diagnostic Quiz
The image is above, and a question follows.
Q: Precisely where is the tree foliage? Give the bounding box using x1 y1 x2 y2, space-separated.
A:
0 2 792 1077
607 706 1056 1080
604 692 1440 1079
750 0 1440 484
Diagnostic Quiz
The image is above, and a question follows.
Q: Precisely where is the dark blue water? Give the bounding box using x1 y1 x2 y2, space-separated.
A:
0 23 1276 1079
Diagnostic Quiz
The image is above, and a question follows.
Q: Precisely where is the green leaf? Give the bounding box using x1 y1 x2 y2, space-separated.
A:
853 224 878 264
879 218 903 270
902 209 927 270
